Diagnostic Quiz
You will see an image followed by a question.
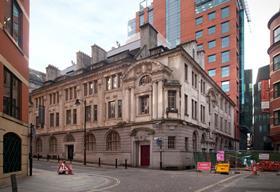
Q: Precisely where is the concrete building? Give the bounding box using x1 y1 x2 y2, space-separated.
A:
253 65 272 150
128 0 250 149
268 10 280 151
239 69 252 150
30 24 235 169
0 0 30 184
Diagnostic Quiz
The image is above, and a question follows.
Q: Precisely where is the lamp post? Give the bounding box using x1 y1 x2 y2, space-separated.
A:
75 99 87 165
29 123 34 176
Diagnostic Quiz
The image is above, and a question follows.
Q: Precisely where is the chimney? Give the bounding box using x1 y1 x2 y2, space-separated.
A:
46 65 60 81
76 51 91 70
91 44 107 64
140 23 158 57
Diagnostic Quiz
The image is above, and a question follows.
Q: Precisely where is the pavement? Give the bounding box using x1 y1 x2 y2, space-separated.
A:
1 160 279 192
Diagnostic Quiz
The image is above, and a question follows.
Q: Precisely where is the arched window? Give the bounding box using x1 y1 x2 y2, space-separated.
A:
36 138 43 153
139 75 151 86
3 132 21 173
65 133 75 142
49 136 57 153
106 131 120 151
192 132 198 152
86 133 96 151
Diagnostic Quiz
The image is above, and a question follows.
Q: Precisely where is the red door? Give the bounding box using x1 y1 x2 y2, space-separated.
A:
141 145 150 166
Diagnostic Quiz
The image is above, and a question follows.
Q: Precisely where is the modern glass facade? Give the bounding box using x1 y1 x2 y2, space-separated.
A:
195 0 230 14
128 18 136 37
166 0 181 48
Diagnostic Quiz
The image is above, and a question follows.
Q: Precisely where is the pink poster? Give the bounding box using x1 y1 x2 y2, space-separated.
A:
216 151 224 161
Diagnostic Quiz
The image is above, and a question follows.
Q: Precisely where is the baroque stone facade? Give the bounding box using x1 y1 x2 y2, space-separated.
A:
30 24 235 169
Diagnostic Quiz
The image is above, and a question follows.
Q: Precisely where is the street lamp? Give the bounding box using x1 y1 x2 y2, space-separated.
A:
75 99 87 165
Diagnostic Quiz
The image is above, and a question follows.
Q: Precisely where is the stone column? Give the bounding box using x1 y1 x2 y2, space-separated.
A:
158 80 163 119
130 88 135 122
152 82 158 119
124 89 130 122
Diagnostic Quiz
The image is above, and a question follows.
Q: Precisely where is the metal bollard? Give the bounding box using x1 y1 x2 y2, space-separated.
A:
10 174 17 192
37 154 39 161
125 159 127 169
115 159 118 168
98 158 101 167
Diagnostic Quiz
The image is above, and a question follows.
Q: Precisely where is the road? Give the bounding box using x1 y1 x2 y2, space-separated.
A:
1 160 279 192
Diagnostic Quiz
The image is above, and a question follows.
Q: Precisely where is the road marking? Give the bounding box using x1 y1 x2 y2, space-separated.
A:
193 174 243 192
87 173 120 192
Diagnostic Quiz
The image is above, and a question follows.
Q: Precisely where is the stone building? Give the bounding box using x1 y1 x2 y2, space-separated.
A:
30 24 235 169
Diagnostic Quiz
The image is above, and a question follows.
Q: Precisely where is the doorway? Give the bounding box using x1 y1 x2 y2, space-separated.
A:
67 145 74 161
140 145 150 166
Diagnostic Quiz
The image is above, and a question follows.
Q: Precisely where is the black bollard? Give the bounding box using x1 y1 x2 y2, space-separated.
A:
125 159 127 169
58 155 60 162
98 158 101 167
47 155 49 161
37 153 39 161
115 159 118 168
10 174 17 192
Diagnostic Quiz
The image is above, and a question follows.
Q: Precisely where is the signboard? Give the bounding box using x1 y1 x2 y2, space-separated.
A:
216 151 225 162
259 153 270 160
216 163 230 174
197 162 211 171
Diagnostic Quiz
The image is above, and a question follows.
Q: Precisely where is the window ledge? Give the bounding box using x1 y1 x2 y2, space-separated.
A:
166 108 178 113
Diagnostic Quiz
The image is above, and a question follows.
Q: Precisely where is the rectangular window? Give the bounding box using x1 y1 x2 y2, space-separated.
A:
222 36 230 48
222 51 230 63
220 117 223 131
208 69 216 77
200 105 205 123
168 90 177 110
197 44 203 50
192 71 198 88
168 136 175 149
84 83 88 96
224 120 227 132
3 68 21 119
93 105 98 121
221 21 229 33
73 109 77 124
66 110 71 125
139 95 149 114
69 87 73 100
274 82 280 98
208 11 216 20
185 137 188 151
118 100 122 118
112 75 118 89
56 92 59 103
74 86 77 99
195 30 203 39
85 106 92 122
4 0 23 47
222 81 230 92
148 10 154 25
93 80 98 94
221 66 230 77
106 77 111 90
208 25 216 34
208 54 216 63
192 99 198 120
56 113 59 127
214 113 218 128
108 101 115 118
208 40 216 49
221 7 229 19
196 16 203 25
65 89 68 101
49 94 52 105
185 94 188 116
185 64 188 81
50 113 54 127
274 110 280 125
139 14 144 26
89 82 93 95
201 80 206 94
273 54 280 71
274 26 280 43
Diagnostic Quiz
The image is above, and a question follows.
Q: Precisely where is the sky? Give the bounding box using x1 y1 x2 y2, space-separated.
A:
30 0 280 83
